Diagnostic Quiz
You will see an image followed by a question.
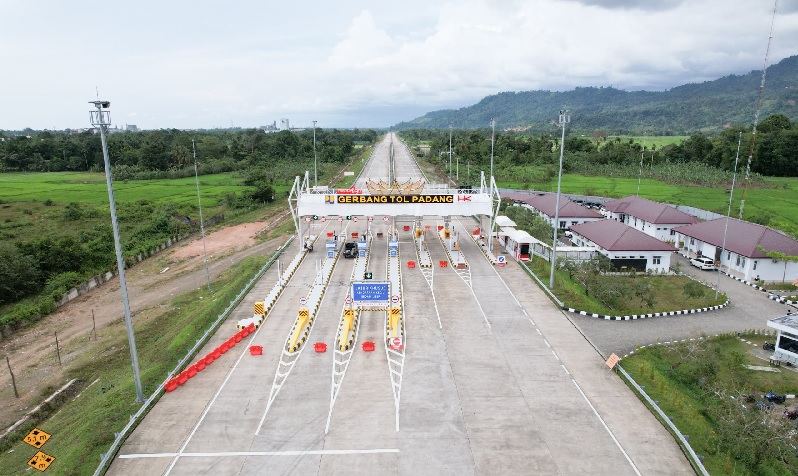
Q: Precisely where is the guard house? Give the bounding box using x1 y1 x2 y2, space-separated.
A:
767 314 798 366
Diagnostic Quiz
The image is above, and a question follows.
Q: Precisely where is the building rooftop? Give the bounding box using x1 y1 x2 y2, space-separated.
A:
673 217 798 259
767 313 798 333
504 193 603 219
603 196 700 225
570 219 678 252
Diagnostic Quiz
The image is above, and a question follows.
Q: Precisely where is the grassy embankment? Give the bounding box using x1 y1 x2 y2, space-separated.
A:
0 254 270 475
621 333 798 475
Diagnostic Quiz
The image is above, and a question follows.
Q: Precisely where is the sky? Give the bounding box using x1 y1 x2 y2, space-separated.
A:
1 0 797 131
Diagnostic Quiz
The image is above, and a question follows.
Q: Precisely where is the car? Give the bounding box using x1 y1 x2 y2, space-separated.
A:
343 242 357 259
690 256 715 270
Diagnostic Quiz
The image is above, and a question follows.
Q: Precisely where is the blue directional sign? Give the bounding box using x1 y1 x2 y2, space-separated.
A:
389 249 397 257
327 251 334 258
352 282 389 302
359 250 366 258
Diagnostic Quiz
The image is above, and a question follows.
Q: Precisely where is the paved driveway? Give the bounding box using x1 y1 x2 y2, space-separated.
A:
568 254 796 357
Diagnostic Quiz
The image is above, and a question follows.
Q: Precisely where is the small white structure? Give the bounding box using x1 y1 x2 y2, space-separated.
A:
767 314 798 366
570 219 676 273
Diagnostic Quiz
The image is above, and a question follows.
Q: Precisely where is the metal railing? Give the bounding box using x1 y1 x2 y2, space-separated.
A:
615 363 710 476
92 235 295 476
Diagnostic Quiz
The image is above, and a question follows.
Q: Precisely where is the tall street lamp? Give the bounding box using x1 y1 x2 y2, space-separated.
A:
489 117 496 194
549 109 570 289
89 100 144 402
448 123 453 185
312 120 318 188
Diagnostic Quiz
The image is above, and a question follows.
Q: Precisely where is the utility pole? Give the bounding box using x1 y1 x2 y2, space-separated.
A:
90 100 144 402
489 118 496 195
549 110 570 289
448 123 453 185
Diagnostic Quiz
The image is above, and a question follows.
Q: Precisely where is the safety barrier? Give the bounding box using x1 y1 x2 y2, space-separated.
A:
314 342 327 353
362 341 375 352
164 323 255 392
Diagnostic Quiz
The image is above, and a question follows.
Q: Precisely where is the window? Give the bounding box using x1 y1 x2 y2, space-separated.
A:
670 229 676 236
559 221 565 229
727 252 731 260
653 256 661 265
736 256 740 266
690 238 695 245
753 261 757 270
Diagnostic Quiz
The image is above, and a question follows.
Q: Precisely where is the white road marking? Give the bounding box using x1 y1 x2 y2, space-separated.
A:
123 448 400 459
561 364 570 376
551 350 559 360
572 380 641 476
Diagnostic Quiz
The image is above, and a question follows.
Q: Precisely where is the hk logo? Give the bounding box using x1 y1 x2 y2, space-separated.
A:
325 195 334 204
457 195 472 201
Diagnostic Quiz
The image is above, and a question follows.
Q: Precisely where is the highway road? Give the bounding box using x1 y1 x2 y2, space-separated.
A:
109 134 694 475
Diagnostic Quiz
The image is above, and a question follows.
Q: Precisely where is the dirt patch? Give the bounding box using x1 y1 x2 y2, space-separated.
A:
0 218 288 432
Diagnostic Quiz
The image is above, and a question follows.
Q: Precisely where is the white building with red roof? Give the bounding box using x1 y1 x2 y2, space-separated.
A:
602 196 700 242
569 219 677 273
504 192 604 230
673 217 798 283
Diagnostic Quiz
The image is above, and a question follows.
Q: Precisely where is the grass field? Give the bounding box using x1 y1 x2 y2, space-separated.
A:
610 135 690 149
500 173 798 236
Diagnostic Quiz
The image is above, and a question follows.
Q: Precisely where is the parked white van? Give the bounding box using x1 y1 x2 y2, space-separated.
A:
690 256 715 270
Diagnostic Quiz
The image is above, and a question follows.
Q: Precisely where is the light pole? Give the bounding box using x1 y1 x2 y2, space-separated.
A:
549 109 570 289
448 123 453 185
637 148 644 196
716 132 743 299
89 100 144 403
489 117 496 195
192 140 211 291
312 120 318 188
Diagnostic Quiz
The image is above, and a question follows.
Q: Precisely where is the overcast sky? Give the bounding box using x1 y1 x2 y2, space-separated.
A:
2 0 796 130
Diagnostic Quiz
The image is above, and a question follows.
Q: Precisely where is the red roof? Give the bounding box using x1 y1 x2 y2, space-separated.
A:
570 220 677 252
504 193 603 219
673 217 798 258
603 196 699 225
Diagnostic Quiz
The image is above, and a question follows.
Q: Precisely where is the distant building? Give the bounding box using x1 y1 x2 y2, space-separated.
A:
504 192 603 229
280 118 290 131
262 121 278 132
602 195 700 242
569 219 677 273
126 124 138 132
673 217 798 283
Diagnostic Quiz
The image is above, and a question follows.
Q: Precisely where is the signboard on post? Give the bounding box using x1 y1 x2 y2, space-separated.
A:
352 281 389 309
605 353 620 369
497 255 506 267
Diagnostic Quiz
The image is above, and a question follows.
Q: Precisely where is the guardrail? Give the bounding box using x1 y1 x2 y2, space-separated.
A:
615 363 710 476
517 260 563 308
92 235 295 476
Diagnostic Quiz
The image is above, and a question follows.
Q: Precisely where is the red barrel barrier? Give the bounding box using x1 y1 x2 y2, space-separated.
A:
249 345 263 355
165 379 179 392
195 361 206 372
186 366 197 378
176 372 189 385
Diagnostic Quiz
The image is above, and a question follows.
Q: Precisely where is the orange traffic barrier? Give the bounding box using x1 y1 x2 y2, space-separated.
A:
186 366 198 378
165 379 179 392
194 361 206 372
176 372 189 385
204 354 215 365
362 341 375 352
351 232 358 238
249 345 263 356
234 334 243 343
407 261 416 268
403 225 410 231
314 342 327 353
327 232 334 238
437 225 444 231
439 260 448 268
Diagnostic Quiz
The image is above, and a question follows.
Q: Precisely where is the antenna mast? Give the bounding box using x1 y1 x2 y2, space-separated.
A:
739 0 778 219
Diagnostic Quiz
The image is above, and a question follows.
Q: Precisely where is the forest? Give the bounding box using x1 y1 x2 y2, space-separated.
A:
399 113 798 180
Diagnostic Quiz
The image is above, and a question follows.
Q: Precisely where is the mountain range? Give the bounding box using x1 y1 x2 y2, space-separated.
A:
393 55 798 135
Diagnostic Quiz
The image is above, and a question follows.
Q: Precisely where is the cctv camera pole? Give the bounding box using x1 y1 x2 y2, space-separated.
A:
549 110 569 289
90 100 144 403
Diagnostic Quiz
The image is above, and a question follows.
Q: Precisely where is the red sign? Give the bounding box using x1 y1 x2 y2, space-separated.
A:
336 188 363 194
390 337 404 351
457 195 472 201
